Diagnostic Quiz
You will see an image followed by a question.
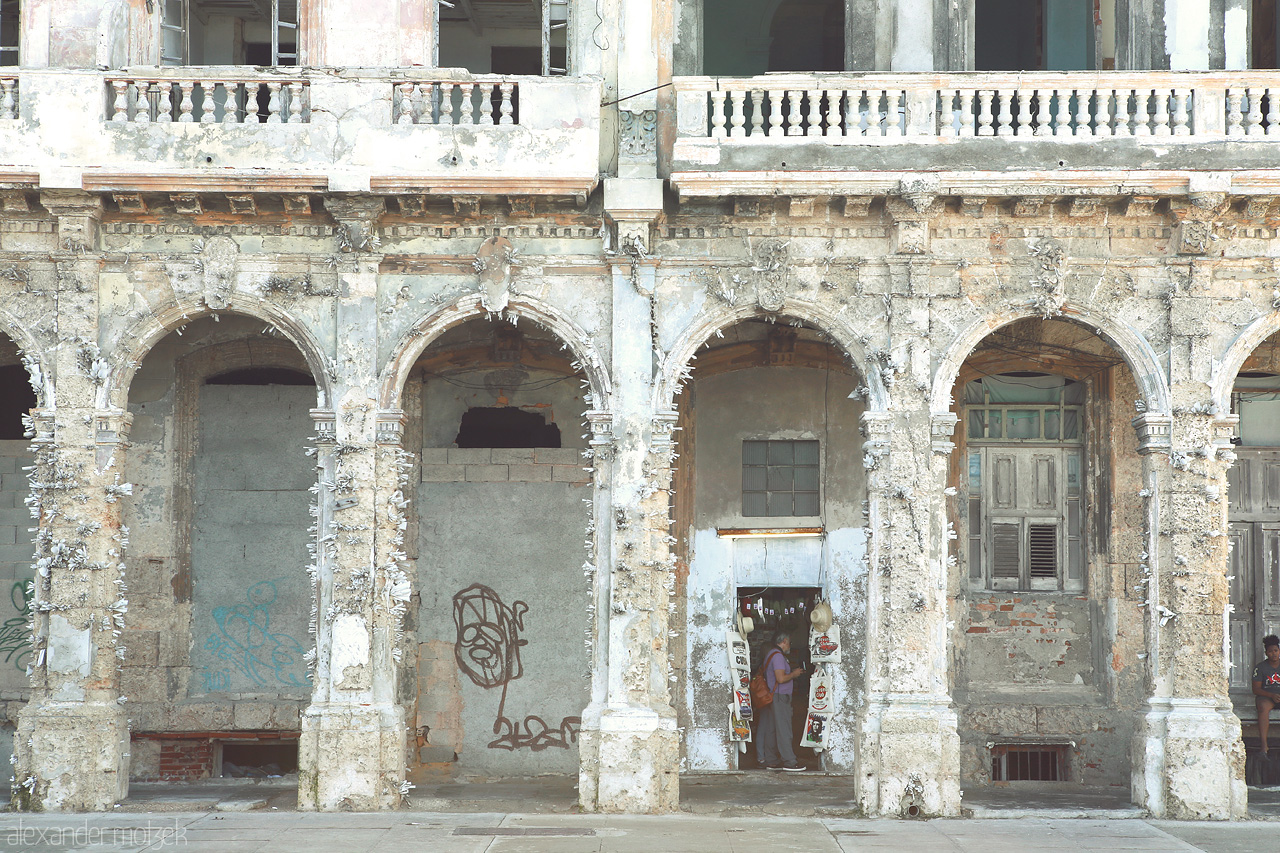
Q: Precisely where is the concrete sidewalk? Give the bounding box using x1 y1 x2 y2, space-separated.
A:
0 812 1278 853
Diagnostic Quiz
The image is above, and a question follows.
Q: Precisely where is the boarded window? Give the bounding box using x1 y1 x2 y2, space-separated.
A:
742 440 820 518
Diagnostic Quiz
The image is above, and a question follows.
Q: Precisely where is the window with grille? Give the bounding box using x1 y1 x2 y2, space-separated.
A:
965 374 1084 591
742 440 819 517
991 744 1066 782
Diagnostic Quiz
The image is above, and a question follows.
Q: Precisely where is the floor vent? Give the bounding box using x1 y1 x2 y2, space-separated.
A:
991 744 1066 782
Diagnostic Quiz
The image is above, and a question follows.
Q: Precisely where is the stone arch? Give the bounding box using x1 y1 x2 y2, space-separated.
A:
378 294 612 413
930 302 1171 416
0 307 54 408
102 298 332 411
1212 312 1280 413
653 299 885 415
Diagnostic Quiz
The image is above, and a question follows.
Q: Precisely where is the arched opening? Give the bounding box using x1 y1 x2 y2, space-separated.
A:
702 0 845 76
407 316 590 782
1226 330 1280 786
671 317 867 776
0 333 36 769
121 315 319 783
947 318 1141 797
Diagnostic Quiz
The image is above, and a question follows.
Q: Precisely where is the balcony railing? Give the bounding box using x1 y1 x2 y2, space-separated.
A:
675 72 1280 140
107 74 309 123
392 78 518 125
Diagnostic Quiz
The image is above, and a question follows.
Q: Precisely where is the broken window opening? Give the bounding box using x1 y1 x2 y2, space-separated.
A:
0 364 36 440
454 406 561 448
976 0 1102 72
1255 0 1280 69
991 744 1066 782
965 374 1084 591
205 367 315 386
0 0 18 67
1233 373 1280 447
742 439 820 518
220 740 299 778
439 0 571 76
162 0 298 66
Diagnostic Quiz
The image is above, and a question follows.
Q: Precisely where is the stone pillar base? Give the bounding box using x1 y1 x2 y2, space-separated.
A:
857 696 961 817
12 701 129 811
1132 699 1247 819
298 702 407 811
578 705 679 813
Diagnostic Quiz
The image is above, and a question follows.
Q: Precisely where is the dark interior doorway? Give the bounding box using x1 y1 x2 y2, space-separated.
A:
736 585 823 771
976 0 1095 71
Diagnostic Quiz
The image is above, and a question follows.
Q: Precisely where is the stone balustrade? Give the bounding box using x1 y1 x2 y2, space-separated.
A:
675 72 1280 140
392 78 518 125
0 77 16 119
106 74 309 124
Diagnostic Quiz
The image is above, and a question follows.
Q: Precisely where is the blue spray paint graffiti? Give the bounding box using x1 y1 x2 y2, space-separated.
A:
0 580 32 671
202 580 309 689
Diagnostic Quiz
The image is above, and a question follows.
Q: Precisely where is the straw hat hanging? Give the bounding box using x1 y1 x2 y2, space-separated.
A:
809 602 834 632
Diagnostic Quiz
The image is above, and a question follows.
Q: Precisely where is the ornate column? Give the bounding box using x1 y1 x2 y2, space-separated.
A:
299 198 407 810
1131 411 1247 819
856 396 961 818
13 408 133 810
577 224 679 813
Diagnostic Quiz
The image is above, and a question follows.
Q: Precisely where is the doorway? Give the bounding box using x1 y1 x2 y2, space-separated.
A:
737 586 823 771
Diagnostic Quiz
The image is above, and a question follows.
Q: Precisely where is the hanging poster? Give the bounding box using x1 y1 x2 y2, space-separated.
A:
733 689 753 721
729 706 752 742
727 630 750 672
801 711 828 750
810 623 841 663
735 670 751 692
803 666 832 751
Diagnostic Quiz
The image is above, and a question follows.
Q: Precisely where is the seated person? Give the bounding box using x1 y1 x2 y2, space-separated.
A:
1253 634 1280 757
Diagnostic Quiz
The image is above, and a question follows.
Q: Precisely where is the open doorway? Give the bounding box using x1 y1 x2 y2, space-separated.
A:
976 0 1101 71
736 586 823 771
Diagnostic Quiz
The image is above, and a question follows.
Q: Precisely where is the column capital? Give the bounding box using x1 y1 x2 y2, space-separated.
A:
1133 412 1172 454
930 411 959 455
375 409 405 446
650 410 679 452
40 190 103 254
311 408 337 445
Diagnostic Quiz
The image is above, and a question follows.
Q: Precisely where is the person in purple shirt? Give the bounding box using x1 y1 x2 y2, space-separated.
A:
1253 634 1280 758
754 631 806 771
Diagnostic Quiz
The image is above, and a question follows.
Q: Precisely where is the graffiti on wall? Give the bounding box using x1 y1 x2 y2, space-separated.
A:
202 580 310 689
452 583 581 751
0 580 32 670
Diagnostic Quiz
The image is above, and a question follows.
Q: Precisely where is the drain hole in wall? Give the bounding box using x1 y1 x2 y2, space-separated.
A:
221 742 299 778
206 157 213 163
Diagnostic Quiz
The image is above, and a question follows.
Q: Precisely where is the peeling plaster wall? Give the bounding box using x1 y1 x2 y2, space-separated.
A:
682 364 867 771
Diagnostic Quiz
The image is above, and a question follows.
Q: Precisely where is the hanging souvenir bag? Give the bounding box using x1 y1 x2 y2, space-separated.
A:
749 648 780 708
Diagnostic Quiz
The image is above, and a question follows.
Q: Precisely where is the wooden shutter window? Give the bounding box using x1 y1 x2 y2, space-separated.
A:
992 522 1021 579
1028 523 1058 579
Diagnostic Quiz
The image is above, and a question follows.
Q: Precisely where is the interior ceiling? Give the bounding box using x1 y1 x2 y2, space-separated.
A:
441 0 541 31
194 0 298 22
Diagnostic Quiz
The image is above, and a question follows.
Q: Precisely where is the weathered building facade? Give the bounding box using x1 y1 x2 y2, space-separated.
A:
0 0 1277 820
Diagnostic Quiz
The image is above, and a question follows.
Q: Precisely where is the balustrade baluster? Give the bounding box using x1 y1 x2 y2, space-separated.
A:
958 91 975 137
786 90 803 136
1134 90 1153 135
886 90 903 137
1073 89 1091 135
1246 87 1264 136
197 83 215 123
136 83 154 123
1015 89 1032 136
466 84 483 124
767 89 783 136
1153 89 1170 136
804 88 820 136
1093 88 1112 137
1267 88 1279 137
977 90 994 136
996 88 1014 136
288 83 304 123
729 89 745 138
709 89 727 138
1034 88 1051 136
499 82 515 125
747 90 764 136
483 83 498 125
264 82 282 122
940 89 956 137
178 81 195 122
1227 88 1245 136
823 90 839 136
397 82 414 125
1054 89 1071 136
1172 88 1190 135
1112 89 1130 136
0 80 10 120
155 83 174 122
221 83 240 124
110 81 129 122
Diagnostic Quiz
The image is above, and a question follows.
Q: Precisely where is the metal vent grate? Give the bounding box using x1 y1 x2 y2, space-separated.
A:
1028 524 1058 578
991 744 1065 782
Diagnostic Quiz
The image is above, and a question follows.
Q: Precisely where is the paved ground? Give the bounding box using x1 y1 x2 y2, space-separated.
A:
2 777 1278 852
0 812 1278 853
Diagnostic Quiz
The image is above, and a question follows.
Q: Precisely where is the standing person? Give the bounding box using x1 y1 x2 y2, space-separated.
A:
1254 634 1280 758
755 631 806 772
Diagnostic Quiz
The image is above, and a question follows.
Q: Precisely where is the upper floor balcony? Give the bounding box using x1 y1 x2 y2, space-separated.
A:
669 71 1280 200
0 66 600 200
